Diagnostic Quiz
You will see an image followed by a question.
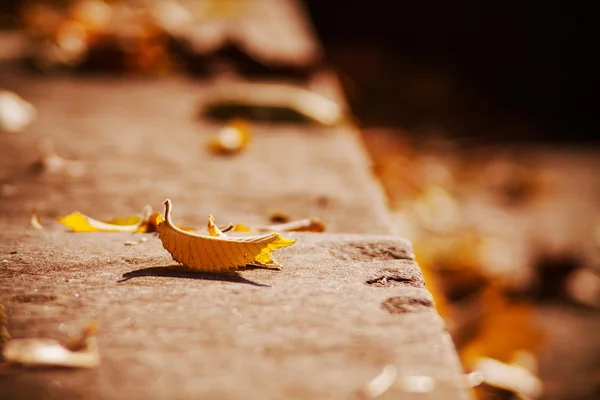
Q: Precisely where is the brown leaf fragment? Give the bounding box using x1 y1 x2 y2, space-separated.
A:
63 320 98 352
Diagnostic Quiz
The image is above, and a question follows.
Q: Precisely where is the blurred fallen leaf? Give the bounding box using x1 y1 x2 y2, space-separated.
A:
30 208 44 230
357 365 398 399
397 375 435 394
413 185 459 234
473 357 542 399
256 218 325 233
2 320 99 368
414 234 486 300
565 267 600 308
207 119 251 155
22 0 174 74
63 320 98 352
157 199 295 272
229 218 325 233
37 139 86 177
460 286 543 369
59 205 152 232
357 365 483 399
0 90 37 133
268 210 291 224
201 82 345 126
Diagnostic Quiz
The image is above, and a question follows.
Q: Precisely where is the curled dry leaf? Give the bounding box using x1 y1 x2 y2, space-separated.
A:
30 208 44 230
0 90 37 133
157 199 296 272
207 119 251 155
59 205 152 232
2 320 100 368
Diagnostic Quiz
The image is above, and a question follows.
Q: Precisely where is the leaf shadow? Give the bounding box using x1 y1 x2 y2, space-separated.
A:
118 266 270 287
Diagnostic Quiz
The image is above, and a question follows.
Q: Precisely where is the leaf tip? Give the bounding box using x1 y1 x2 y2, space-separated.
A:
163 199 173 223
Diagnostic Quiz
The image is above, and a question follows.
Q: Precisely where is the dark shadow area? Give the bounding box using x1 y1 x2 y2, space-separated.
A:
118 266 270 287
306 0 598 142
201 104 316 125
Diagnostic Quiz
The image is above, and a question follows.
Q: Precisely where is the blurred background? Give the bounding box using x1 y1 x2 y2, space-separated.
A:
1 1 599 399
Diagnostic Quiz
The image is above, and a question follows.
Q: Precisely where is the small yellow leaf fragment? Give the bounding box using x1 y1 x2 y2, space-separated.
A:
157 199 296 272
30 208 44 230
207 119 251 155
106 215 142 225
143 211 164 233
58 206 152 233
232 223 253 233
207 215 227 237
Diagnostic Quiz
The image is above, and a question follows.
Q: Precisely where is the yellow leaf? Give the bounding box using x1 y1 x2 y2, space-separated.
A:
157 199 296 272
207 119 251 155
105 215 142 225
143 211 164 233
207 215 227 237
232 223 253 232
58 206 152 232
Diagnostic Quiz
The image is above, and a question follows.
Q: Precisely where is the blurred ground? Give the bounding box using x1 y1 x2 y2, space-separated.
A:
305 5 600 398
360 128 600 399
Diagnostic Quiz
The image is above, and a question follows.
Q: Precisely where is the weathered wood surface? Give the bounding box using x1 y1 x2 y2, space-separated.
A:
0 231 470 400
0 66 391 235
